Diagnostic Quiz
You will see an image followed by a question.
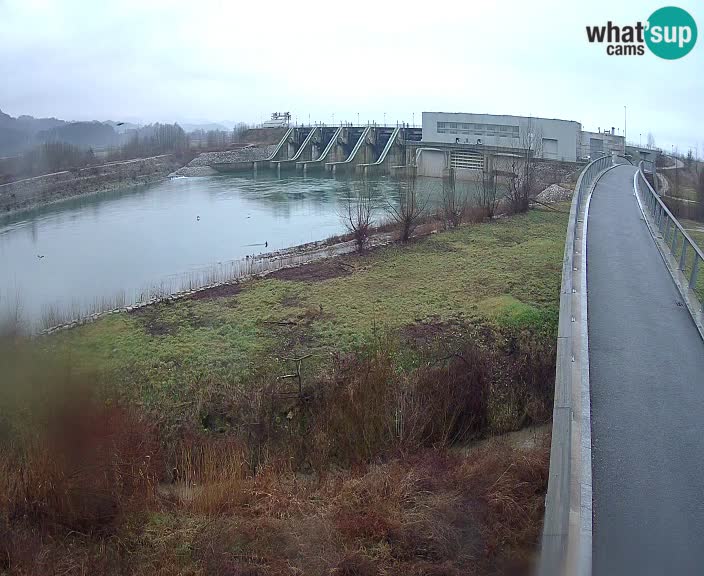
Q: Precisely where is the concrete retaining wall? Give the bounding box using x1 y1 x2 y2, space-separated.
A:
0 155 180 214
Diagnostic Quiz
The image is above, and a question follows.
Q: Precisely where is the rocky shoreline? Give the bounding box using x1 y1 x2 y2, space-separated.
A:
170 145 277 177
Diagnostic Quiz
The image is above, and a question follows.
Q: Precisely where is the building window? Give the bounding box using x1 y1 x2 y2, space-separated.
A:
436 120 520 139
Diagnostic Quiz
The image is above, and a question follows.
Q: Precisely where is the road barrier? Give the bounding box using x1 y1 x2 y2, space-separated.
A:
539 154 612 576
636 160 704 314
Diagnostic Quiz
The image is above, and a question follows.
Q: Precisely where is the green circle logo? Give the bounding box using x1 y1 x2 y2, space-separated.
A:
645 6 698 59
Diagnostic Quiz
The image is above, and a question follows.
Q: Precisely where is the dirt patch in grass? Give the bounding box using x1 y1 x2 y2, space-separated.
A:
187 282 242 301
270 259 355 282
400 316 473 349
131 307 176 336
281 293 303 307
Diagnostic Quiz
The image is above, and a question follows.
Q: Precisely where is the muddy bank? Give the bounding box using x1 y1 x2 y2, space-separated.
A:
0 154 182 215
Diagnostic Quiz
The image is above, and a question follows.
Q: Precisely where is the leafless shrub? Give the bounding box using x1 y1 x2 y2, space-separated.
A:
474 168 500 220
501 119 543 214
0 292 25 337
441 169 468 228
340 182 374 252
385 174 428 241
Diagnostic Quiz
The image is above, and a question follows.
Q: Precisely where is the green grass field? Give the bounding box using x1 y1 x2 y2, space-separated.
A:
50 206 569 428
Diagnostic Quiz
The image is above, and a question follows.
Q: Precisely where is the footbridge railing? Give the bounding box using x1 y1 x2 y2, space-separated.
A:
635 161 704 316
540 153 612 576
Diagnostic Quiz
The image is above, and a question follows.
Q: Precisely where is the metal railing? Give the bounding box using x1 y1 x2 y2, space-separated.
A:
540 152 612 576
636 161 704 308
571 155 613 245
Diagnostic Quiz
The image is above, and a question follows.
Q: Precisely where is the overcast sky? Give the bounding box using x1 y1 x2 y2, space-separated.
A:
1 0 702 153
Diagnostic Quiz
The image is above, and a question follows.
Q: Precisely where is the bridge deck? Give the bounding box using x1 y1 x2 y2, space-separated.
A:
588 165 704 575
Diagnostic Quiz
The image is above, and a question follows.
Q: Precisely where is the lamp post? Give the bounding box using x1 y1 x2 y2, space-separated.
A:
624 105 627 144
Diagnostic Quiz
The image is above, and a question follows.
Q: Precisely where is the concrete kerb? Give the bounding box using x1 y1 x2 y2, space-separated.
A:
539 160 618 576
576 162 621 574
632 170 704 341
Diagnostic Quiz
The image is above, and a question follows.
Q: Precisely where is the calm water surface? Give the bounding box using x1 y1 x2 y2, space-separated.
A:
0 173 474 329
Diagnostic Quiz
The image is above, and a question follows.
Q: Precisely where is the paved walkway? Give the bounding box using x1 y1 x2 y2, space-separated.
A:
587 165 704 576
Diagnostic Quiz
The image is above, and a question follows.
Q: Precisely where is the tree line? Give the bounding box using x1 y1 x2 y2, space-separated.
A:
107 123 189 162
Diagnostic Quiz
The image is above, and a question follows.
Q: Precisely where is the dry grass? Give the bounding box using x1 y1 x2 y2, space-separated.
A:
0 320 553 575
0 343 161 532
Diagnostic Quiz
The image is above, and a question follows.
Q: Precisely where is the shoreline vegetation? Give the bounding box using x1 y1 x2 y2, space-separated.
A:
2 197 569 574
7 190 568 335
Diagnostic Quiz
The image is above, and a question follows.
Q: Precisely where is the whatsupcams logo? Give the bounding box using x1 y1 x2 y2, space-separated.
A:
586 6 697 58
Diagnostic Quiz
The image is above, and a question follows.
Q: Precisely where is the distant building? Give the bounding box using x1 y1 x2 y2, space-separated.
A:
422 112 582 162
580 128 625 159
262 112 291 128
416 111 627 179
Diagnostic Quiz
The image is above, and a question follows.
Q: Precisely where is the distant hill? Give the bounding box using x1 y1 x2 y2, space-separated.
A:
0 109 69 156
0 109 119 155
36 121 118 149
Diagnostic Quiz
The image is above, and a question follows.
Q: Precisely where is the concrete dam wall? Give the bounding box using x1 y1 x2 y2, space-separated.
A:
0 155 180 214
209 125 423 176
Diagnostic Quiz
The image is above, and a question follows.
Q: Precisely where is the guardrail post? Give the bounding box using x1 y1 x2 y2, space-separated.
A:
636 159 704 328
672 228 680 256
680 242 688 271
690 257 700 291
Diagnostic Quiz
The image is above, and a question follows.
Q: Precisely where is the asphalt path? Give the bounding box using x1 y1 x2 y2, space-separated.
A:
588 165 704 576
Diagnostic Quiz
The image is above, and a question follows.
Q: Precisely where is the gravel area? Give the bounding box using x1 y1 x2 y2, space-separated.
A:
171 145 279 177
536 183 573 203
170 166 219 177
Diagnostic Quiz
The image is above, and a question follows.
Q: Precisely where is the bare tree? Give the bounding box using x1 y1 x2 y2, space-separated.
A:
475 166 500 219
341 182 374 252
385 174 428 241
647 132 656 149
441 168 468 228
503 119 543 214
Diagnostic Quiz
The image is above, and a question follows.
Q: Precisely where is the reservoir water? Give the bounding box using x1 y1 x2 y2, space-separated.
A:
0 173 476 330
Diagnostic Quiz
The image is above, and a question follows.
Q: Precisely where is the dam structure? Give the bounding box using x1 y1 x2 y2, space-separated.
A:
211 124 422 176
208 112 632 182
